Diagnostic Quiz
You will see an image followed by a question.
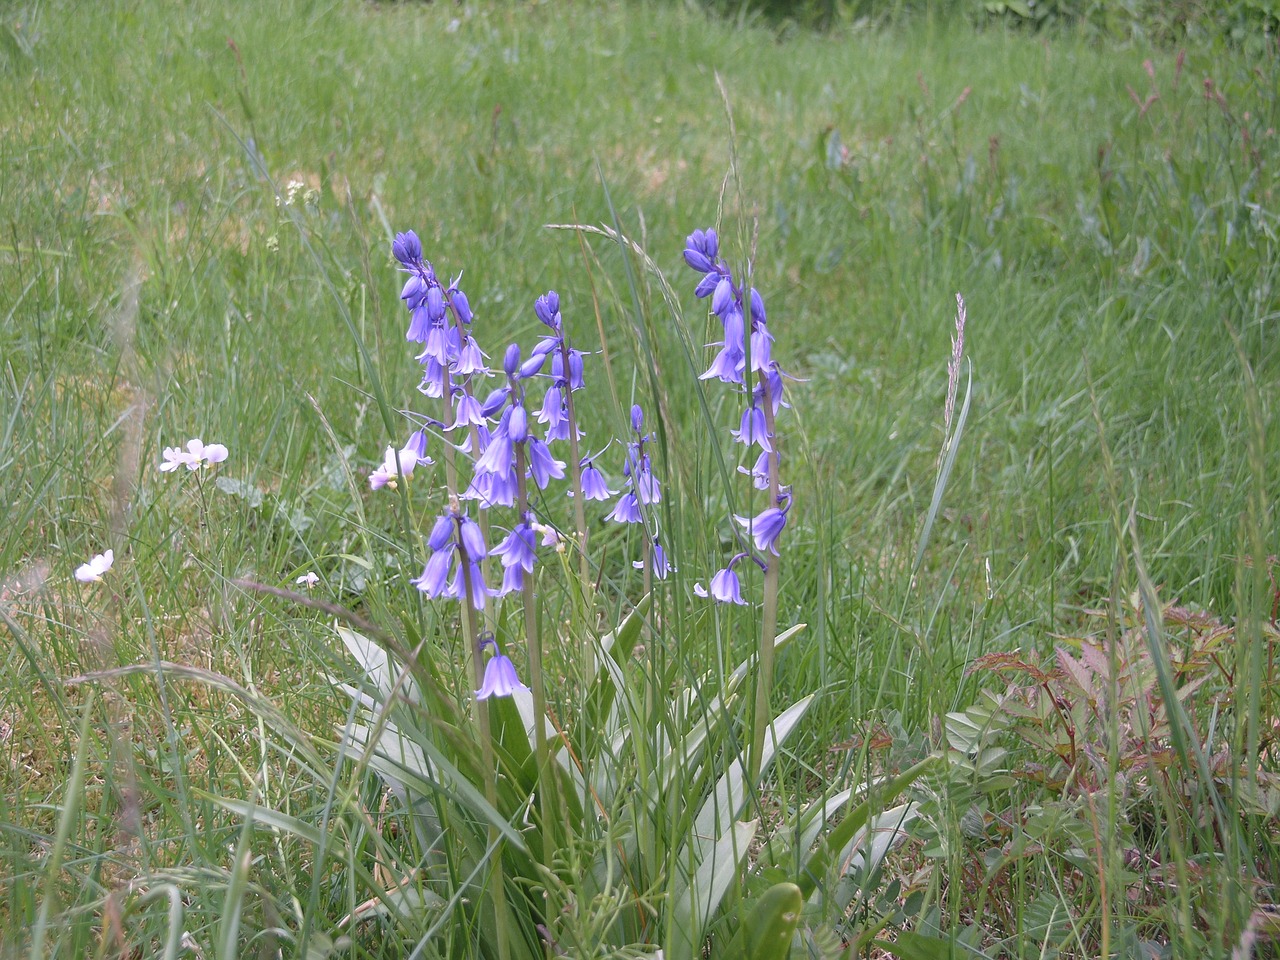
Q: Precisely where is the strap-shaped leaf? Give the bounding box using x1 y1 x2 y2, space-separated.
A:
668 819 758 960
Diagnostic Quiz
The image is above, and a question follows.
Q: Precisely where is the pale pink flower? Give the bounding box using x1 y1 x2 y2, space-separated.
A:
74 549 114 583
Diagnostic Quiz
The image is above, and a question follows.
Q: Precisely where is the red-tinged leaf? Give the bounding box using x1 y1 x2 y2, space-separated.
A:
1077 641 1112 686
969 650 1055 685
1055 646 1097 703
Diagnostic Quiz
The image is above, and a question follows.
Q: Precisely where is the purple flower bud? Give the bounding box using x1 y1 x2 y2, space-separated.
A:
684 228 718 269
694 273 720 299
503 343 522 378
534 291 561 328
630 405 644 433
427 514 455 551
509 403 528 443
393 231 422 266
459 516 488 561
451 288 473 325
750 288 766 326
520 353 547 379
401 274 427 307
480 386 510 419
567 350 584 390
712 277 735 318
683 247 715 274
426 285 446 322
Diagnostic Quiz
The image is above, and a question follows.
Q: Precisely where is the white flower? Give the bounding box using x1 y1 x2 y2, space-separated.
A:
295 571 319 588
74 549 114 583
368 444 425 491
160 438 228 472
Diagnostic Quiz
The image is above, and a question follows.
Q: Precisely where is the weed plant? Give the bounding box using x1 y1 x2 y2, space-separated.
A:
1 0 1278 957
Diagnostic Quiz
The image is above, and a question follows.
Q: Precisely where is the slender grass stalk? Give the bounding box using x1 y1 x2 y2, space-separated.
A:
30 689 96 960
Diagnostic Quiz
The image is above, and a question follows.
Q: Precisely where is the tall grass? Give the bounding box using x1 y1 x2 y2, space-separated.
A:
1 0 1277 956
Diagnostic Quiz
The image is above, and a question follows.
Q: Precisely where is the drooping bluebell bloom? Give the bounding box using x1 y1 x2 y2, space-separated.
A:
731 400 772 452
734 493 791 557
527 437 566 489
492 516 539 596
578 454 616 501
605 492 643 524
695 556 749 605
632 536 672 580
475 650 528 700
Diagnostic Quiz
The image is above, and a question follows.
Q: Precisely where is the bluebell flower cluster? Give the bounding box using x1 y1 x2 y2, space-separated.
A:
386 231 688 693
411 509 494 611
684 227 794 601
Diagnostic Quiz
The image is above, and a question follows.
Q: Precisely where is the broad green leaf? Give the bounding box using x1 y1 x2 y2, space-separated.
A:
797 755 939 899
668 819 758 960
693 695 814 843
716 881 804 960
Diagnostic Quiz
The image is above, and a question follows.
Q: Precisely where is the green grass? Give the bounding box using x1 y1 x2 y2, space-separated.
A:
2 0 1278 957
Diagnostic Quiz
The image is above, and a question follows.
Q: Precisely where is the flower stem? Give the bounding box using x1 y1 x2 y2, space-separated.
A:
458 538 514 960
749 379 782 784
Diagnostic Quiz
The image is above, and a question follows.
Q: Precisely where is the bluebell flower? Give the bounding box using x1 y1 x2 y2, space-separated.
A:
448 559 493 610
695 565 747 605
458 515 488 561
731 402 772 452
452 392 484 429
605 492 643 524
733 496 790 556
455 337 486 376
412 549 454 598
632 536 672 580
475 652 528 700
427 514 455 551
739 450 775 490
579 456 616 500
492 519 538 573
527 437 566 488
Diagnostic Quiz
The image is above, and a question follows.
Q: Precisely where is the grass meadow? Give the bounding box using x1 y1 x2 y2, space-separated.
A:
2 0 1278 957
